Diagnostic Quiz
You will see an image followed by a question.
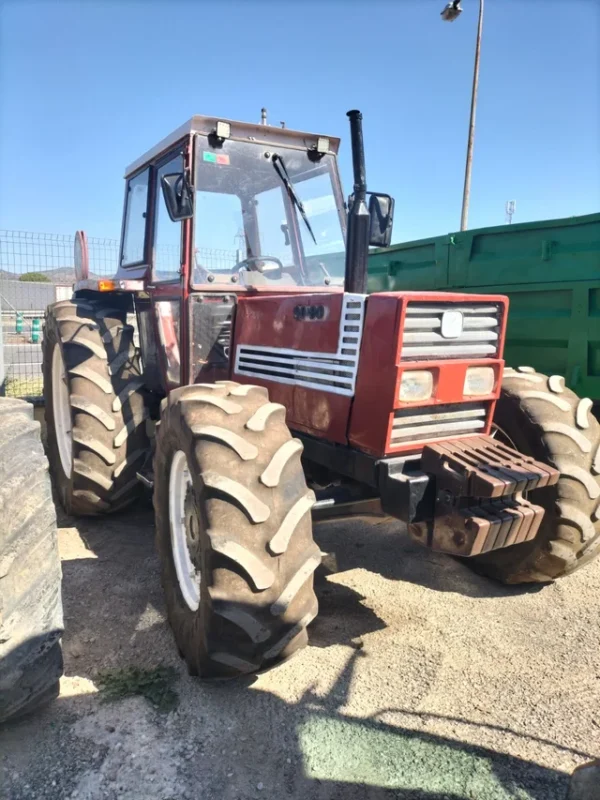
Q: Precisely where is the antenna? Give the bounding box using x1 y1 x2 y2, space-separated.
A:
260 107 267 125
505 200 516 224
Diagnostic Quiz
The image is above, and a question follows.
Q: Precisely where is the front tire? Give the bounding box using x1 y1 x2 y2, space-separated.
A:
154 382 319 677
469 367 600 583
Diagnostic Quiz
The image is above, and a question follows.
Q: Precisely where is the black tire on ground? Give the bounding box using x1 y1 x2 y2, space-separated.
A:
0 398 63 723
42 297 151 516
468 367 600 583
154 382 320 678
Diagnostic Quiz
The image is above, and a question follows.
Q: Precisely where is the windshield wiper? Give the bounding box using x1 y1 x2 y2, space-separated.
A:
271 154 317 245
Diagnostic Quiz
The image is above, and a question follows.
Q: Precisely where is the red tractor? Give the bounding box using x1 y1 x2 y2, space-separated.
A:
43 111 600 678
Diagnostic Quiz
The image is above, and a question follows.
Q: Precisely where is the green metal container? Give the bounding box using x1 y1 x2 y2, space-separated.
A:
368 212 600 399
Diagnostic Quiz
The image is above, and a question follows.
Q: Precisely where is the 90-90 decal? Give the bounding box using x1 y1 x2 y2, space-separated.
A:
293 304 328 321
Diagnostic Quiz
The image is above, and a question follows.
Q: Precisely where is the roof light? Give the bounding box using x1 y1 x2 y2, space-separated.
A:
316 137 330 154
215 121 231 140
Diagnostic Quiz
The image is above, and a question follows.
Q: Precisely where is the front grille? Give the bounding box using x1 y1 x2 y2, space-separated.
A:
390 402 488 445
401 302 501 360
234 294 365 397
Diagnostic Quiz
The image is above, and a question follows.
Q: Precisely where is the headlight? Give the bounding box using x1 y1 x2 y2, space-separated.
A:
464 366 495 396
399 370 434 402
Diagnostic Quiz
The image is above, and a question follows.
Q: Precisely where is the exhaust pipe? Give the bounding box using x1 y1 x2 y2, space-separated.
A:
344 110 370 295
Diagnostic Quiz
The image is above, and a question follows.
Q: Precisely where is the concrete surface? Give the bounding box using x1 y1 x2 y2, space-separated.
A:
1 504 599 800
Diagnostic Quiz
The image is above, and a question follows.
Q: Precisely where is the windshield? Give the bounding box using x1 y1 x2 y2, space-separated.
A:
192 136 346 288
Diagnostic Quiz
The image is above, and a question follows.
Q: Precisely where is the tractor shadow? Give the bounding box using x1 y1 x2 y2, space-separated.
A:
0 643 577 800
313 516 545 600
56 500 175 680
55 500 542 689
56 501 388 683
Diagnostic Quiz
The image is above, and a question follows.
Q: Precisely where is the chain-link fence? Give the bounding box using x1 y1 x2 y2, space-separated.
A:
0 230 243 401
0 230 119 400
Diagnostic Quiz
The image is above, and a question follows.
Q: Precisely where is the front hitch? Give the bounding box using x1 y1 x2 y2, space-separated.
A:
409 436 560 557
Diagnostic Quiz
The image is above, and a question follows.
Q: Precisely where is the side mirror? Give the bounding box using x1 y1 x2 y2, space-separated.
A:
161 173 194 222
368 193 394 248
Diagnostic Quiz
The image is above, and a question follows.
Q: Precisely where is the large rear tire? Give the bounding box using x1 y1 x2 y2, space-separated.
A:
154 382 319 677
42 297 151 515
468 367 600 583
0 398 63 723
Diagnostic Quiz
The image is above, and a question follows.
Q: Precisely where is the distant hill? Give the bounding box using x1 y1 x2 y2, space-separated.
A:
0 268 101 284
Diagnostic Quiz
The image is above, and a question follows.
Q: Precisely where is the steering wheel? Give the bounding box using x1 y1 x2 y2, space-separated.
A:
233 256 284 280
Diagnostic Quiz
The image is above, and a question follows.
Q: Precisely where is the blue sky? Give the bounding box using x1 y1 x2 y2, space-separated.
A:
0 0 598 244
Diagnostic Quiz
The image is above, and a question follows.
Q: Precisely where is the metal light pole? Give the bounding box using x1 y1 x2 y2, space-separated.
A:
441 0 485 231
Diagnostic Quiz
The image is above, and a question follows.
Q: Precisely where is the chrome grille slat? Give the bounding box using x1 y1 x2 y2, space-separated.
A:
462 317 498 329
394 407 486 426
404 317 441 330
401 344 497 358
405 305 499 315
404 316 498 331
403 330 498 343
391 420 486 440
391 402 488 443
402 302 501 361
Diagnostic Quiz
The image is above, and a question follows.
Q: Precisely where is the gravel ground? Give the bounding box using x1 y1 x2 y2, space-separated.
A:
1 501 599 800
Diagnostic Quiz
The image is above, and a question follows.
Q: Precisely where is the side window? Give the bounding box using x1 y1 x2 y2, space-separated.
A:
153 154 184 282
121 169 149 266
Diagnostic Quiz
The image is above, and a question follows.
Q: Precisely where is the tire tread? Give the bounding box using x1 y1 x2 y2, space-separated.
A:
471 369 600 582
0 400 63 723
42 297 151 515
154 382 318 677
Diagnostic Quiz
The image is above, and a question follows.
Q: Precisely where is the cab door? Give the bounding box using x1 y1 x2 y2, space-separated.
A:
147 149 189 390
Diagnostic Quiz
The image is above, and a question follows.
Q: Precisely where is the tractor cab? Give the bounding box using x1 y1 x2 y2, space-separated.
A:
115 114 391 293
101 113 393 394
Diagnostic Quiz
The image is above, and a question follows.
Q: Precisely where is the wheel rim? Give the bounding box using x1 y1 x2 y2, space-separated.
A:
52 343 73 478
169 450 201 611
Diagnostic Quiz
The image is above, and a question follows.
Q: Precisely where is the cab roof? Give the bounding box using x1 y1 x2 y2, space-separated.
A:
125 114 341 178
